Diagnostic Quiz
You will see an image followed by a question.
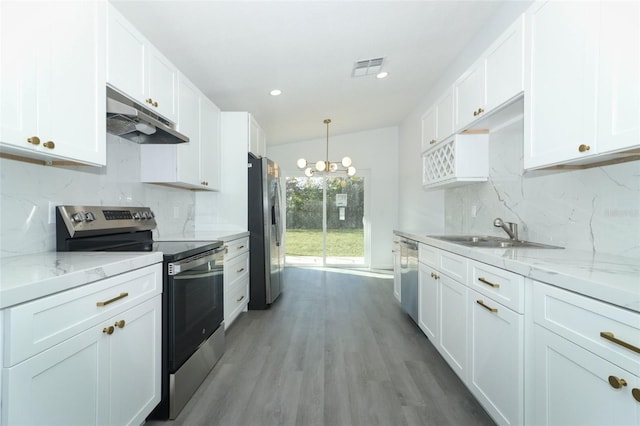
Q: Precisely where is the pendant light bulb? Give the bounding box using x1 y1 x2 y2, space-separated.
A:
341 156 352 167
329 162 338 172
304 167 314 177
316 160 326 172
296 158 307 169
347 166 356 177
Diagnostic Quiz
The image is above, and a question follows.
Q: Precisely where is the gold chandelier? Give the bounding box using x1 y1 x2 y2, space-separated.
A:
296 119 356 177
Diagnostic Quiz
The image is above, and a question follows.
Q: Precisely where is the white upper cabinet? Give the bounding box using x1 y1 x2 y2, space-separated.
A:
248 115 267 158
421 89 454 152
200 97 222 191
0 0 106 166
141 73 221 191
524 0 639 170
420 107 437 151
107 4 177 123
455 15 524 131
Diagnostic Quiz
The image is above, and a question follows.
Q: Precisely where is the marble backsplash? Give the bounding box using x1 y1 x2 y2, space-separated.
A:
0 134 196 257
445 119 640 258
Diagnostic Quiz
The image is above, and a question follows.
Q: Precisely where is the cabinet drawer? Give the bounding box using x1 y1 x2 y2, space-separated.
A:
439 250 468 283
470 260 524 313
225 280 249 328
224 252 249 285
3 264 161 367
225 237 249 258
419 243 439 268
533 281 640 374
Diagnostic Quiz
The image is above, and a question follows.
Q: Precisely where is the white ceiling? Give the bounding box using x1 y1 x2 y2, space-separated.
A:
112 1 507 145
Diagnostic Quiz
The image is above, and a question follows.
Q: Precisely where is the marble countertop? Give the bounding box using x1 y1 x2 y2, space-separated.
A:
0 252 163 309
395 230 640 313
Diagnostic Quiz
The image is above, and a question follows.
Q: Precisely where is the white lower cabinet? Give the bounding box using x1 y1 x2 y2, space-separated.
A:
439 274 468 381
530 279 640 426
418 262 438 341
223 236 250 329
392 240 401 303
532 325 639 426
1 264 162 426
469 289 524 426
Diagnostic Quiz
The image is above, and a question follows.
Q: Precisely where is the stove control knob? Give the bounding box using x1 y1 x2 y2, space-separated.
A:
142 211 151 219
133 212 141 220
85 212 96 222
71 212 86 223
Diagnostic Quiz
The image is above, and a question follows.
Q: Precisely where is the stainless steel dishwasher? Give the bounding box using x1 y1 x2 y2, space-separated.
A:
399 238 419 324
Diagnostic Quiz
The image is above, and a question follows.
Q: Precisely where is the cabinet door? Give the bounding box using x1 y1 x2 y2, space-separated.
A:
455 61 485 129
532 325 640 426
435 90 454 142
418 263 439 341
2 326 108 425
439 275 468 382
597 1 640 153
485 14 524 112
248 114 260 156
393 242 401 303
524 1 599 169
146 46 178 122
0 1 39 149
107 4 146 104
200 96 222 191
108 296 161 426
469 290 524 426
421 107 437 151
0 1 106 166
176 75 201 187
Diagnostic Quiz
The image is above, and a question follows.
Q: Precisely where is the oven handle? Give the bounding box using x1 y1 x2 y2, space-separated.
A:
167 247 225 276
173 270 222 280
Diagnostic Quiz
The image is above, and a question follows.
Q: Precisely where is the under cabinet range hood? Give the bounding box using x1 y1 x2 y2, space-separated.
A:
106 87 189 144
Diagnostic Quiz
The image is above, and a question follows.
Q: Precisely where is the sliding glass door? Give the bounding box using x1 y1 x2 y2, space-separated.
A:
284 174 366 267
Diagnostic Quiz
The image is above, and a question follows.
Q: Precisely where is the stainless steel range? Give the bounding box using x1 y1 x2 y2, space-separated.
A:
56 205 225 420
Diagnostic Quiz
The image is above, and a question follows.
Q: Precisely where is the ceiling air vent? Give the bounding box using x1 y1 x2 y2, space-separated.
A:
352 57 384 77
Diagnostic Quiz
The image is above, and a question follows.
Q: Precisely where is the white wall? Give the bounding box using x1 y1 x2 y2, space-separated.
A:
268 126 398 269
0 134 196 257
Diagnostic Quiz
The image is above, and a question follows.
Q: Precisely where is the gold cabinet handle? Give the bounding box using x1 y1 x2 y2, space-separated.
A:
429 139 436 145
96 292 129 307
238 245 245 250
430 272 440 280
578 144 591 153
27 136 40 145
237 267 245 273
43 141 55 149
476 299 498 313
478 277 500 288
600 331 640 354
103 326 115 335
632 388 640 403
201 181 209 186
236 295 245 302
608 375 627 389
114 320 126 329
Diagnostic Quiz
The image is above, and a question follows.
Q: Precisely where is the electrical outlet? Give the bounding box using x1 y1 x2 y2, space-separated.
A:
48 201 59 224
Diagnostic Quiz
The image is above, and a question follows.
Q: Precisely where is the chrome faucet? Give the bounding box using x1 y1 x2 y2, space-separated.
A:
493 218 518 241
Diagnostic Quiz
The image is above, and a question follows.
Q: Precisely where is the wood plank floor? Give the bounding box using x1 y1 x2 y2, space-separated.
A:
146 267 494 426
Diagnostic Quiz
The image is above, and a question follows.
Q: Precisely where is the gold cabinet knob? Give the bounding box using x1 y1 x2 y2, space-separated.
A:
114 320 126 329
478 107 484 114
43 141 55 149
632 388 640 402
153 101 158 107
608 375 627 389
27 136 40 145
146 98 153 104
473 110 479 117
578 144 591 153
103 326 115 335
429 139 436 145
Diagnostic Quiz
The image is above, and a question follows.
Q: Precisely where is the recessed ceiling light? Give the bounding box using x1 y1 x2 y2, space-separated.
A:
270 89 282 96
376 71 389 79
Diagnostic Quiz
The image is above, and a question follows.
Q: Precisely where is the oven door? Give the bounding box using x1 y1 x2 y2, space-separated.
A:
167 248 224 372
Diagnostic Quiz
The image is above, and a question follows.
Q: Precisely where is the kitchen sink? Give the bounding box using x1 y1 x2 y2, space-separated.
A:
428 235 563 249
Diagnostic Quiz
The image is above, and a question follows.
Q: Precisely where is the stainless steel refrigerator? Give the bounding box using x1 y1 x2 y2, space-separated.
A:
247 155 284 309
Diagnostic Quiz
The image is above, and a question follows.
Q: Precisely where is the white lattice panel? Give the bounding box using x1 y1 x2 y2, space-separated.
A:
422 134 489 189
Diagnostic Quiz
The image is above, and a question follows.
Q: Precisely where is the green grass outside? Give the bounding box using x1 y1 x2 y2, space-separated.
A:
285 229 364 257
